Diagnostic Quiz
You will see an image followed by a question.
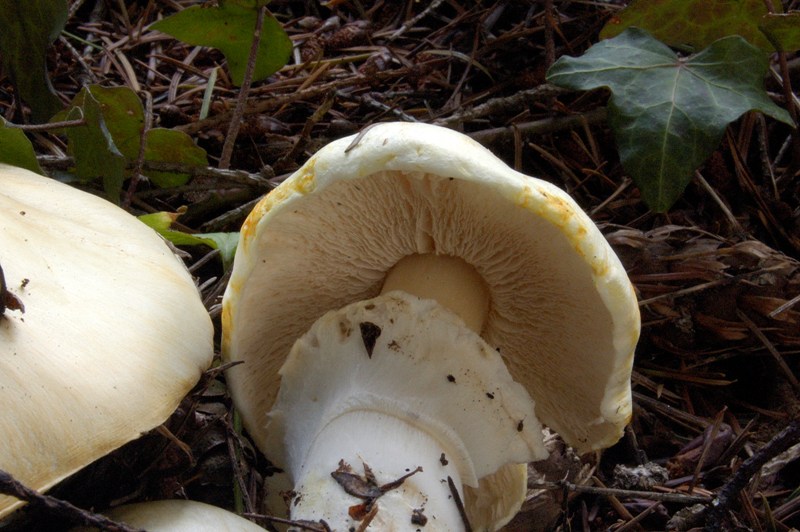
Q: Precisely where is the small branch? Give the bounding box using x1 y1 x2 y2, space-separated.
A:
0 469 144 532
693 170 744 234
762 0 800 173
219 4 267 169
124 90 153 208
435 84 568 127
5 117 86 131
274 92 335 172
769 292 800 318
615 500 664 532
58 35 97 85
243 513 331 531
467 107 607 144
689 408 726 493
736 308 800 393
387 0 445 42
176 70 408 136
36 155 274 189
528 479 712 505
705 419 800 530
200 195 265 233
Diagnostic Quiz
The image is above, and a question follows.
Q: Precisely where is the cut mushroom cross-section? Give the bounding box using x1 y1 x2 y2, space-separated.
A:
269 292 543 529
222 122 641 530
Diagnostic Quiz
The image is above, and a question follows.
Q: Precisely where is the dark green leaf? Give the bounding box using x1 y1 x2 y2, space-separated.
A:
143 128 208 188
52 85 207 191
600 0 779 52
759 12 800 52
547 28 794 211
55 88 126 202
150 4 291 86
88 86 145 159
0 118 44 173
0 0 67 122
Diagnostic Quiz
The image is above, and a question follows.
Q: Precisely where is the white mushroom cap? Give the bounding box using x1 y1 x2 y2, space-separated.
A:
0 165 214 518
223 122 639 456
74 500 266 531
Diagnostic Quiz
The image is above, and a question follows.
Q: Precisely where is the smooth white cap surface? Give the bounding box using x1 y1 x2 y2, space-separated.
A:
0 165 214 517
74 500 265 531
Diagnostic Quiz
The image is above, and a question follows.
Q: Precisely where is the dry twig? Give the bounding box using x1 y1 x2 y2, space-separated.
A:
0 470 143 532
705 419 800 530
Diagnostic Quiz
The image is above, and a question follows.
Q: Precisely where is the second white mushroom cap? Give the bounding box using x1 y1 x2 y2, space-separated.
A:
0 165 214 517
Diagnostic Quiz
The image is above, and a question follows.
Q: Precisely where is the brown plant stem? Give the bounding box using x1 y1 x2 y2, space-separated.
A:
5 118 86 131
762 0 800 171
528 480 712 504
705 419 800 530
123 90 153 208
0 469 143 532
218 5 266 170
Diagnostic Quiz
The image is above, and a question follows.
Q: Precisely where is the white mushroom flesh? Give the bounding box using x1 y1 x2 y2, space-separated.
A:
267 292 546 530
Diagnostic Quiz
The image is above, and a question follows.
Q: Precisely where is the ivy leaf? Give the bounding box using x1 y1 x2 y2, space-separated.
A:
53 85 207 191
143 128 209 188
0 118 44 173
759 12 800 52
0 0 67 122
600 0 779 52
86 86 145 159
139 211 239 270
53 88 126 202
150 3 291 86
547 28 794 211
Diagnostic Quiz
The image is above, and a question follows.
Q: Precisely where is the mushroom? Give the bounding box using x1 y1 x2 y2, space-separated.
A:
73 500 266 531
222 122 640 530
0 165 214 518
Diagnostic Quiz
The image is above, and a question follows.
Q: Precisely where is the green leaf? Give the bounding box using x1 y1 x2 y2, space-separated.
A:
0 118 44 173
87 86 145 159
52 85 143 160
759 12 800 52
150 4 291 86
139 212 239 270
547 28 794 212
600 0 779 52
197 232 240 271
143 128 209 188
53 85 207 191
54 88 126 202
0 0 67 122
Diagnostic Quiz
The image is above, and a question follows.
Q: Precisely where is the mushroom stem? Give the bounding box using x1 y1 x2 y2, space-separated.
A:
291 409 467 529
265 293 547 531
381 254 490 333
